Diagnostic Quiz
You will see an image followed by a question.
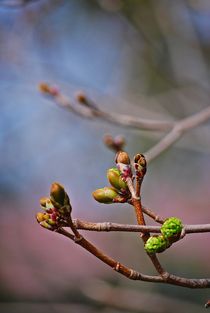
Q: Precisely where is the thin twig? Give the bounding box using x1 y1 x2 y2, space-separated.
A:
145 106 210 162
41 89 174 131
73 219 210 234
142 206 165 224
40 86 210 163
57 227 162 282
56 227 210 288
124 165 167 277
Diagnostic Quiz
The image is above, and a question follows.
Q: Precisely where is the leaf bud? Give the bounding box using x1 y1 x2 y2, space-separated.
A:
40 197 54 211
50 182 71 210
92 187 119 204
144 235 170 254
36 212 47 223
107 168 128 192
161 217 183 242
134 153 147 175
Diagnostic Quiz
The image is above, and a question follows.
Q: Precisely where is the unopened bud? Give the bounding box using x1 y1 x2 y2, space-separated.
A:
36 212 46 223
103 134 114 148
50 182 66 205
134 153 147 177
134 153 146 168
50 182 72 215
107 168 128 191
115 151 130 165
36 212 57 230
114 135 125 148
39 220 53 230
39 82 51 94
40 197 54 211
76 91 87 104
92 187 119 204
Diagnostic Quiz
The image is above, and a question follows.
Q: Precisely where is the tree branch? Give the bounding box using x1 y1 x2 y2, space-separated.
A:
56 226 210 289
39 84 210 164
72 219 210 234
145 106 210 162
39 84 174 131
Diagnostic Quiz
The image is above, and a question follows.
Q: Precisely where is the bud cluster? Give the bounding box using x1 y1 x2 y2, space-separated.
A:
36 182 71 231
92 151 149 204
92 167 130 204
144 217 183 254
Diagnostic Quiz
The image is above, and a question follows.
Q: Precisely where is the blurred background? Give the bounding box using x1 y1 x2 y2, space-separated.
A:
0 0 210 312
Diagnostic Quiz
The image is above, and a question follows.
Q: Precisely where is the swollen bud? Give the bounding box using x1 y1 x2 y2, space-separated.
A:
161 217 183 242
36 212 56 230
134 153 147 177
107 168 128 191
40 197 54 211
144 235 170 254
50 182 71 210
115 151 130 165
36 212 47 223
92 187 119 204
39 221 54 230
50 182 65 204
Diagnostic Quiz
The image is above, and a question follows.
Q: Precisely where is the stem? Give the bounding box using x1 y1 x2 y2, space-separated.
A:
132 198 147 230
72 220 210 234
127 175 166 276
142 206 165 224
56 227 210 288
145 106 210 163
57 227 163 282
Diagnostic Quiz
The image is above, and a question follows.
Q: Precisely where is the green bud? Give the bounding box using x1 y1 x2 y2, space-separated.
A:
36 212 47 223
144 235 170 254
92 187 119 204
50 182 71 213
40 197 54 211
47 219 56 226
40 220 53 230
107 168 128 191
161 217 183 242
50 182 66 205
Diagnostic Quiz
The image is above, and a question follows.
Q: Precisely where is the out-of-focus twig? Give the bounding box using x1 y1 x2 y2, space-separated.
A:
103 133 125 153
39 83 210 163
0 0 39 8
145 105 210 162
39 83 174 131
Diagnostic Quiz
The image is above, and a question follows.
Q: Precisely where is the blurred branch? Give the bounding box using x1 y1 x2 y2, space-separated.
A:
145 105 210 162
39 83 174 131
0 0 40 8
39 83 210 162
81 280 205 313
